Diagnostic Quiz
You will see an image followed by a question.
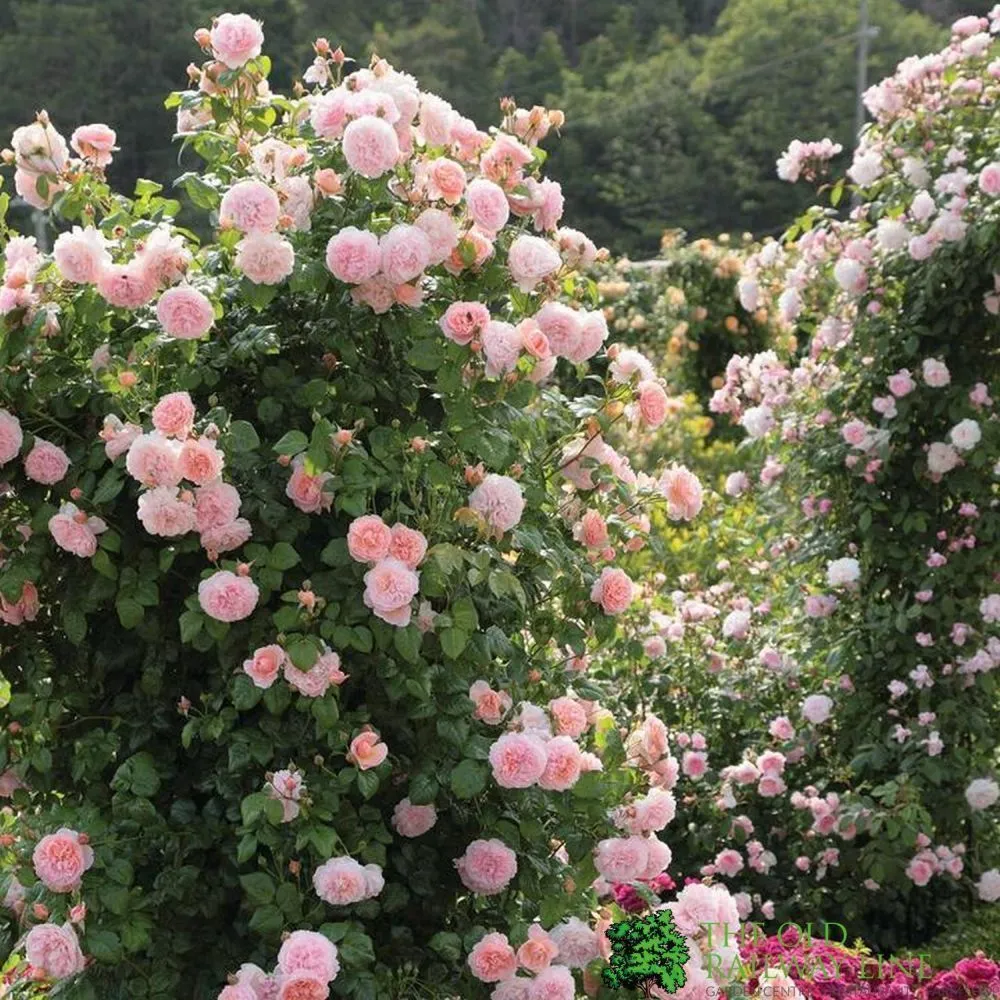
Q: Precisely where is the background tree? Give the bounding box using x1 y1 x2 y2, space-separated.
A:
695 0 944 234
603 910 691 997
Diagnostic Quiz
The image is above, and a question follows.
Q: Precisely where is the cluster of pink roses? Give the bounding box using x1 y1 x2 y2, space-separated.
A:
120 392 253 560
217 927 340 1000
244 642 347 696
6 828 95 984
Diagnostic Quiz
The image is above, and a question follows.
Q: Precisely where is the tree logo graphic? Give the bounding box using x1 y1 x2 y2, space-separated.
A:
603 909 690 997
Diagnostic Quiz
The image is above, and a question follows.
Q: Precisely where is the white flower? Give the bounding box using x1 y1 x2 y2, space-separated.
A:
950 419 981 452
847 150 883 187
927 442 960 475
922 358 951 387
966 778 1000 811
802 694 833 724
722 610 751 639
738 277 759 311
978 869 1000 902
740 405 775 439
826 558 860 588
876 219 910 251
981 594 1000 624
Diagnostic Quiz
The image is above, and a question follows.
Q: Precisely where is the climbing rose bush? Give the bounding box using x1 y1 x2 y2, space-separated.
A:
696 6 1000 950
0 13 714 1000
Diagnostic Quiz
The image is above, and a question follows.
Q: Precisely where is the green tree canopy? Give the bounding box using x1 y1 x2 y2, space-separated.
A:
695 0 945 234
604 909 691 997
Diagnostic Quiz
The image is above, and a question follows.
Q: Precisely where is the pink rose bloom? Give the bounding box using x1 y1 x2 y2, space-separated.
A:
0 408 23 465
644 635 667 659
419 156 466 204
201 520 249 558
33 828 94 892
668 882 740 937
549 916 599 969
481 320 523 376
179 437 225 485
768 716 796 740
342 116 400 178
641 835 673 879
24 922 85 981
126 431 183 487
573 509 608 549
465 178 511 235
236 232 295 285
714 848 744 877
310 90 349 139
980 163 1000 195
15 168 63 210
157 285 215 339
137 487 196 537
284 647 347 697
274 975 328 1000
152 391 196 438
659 464 703 521
470 680 513 724
469 474 525 534
538 735 583 791
682 750 708 779
519 318 551 360
277 930 340 985
53 226 111 283
637 380 669 428
0 581 39 626
590 567 634 615
138 225 191 286
210 12 264 68
325 227 381 284
388 523 427 569
758 774 787 798
392 798 437 837
595 836 649 882
468 932 517 983
347 514 392 563
534 302 582 359
198 570 259 622
922 358 951 387
267 768 305 823
244 644 286 689
97 261 157 309
100 415 141 460
549 696 588 738
415 207 460 264
455 838 518 895
526 966 574 1000
195 481 242 532
507 234 561 292
71 123 116 166
802 693 833 724
349 730 388 771
440 301 490 346
363 557 420 627
489 731 548 788
887 369 916 397
379 224 431 285
313 856 369 905
517 925 558 973
905 856 936 887
49 503 107 557
24 438 70 485
286 455 333 513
